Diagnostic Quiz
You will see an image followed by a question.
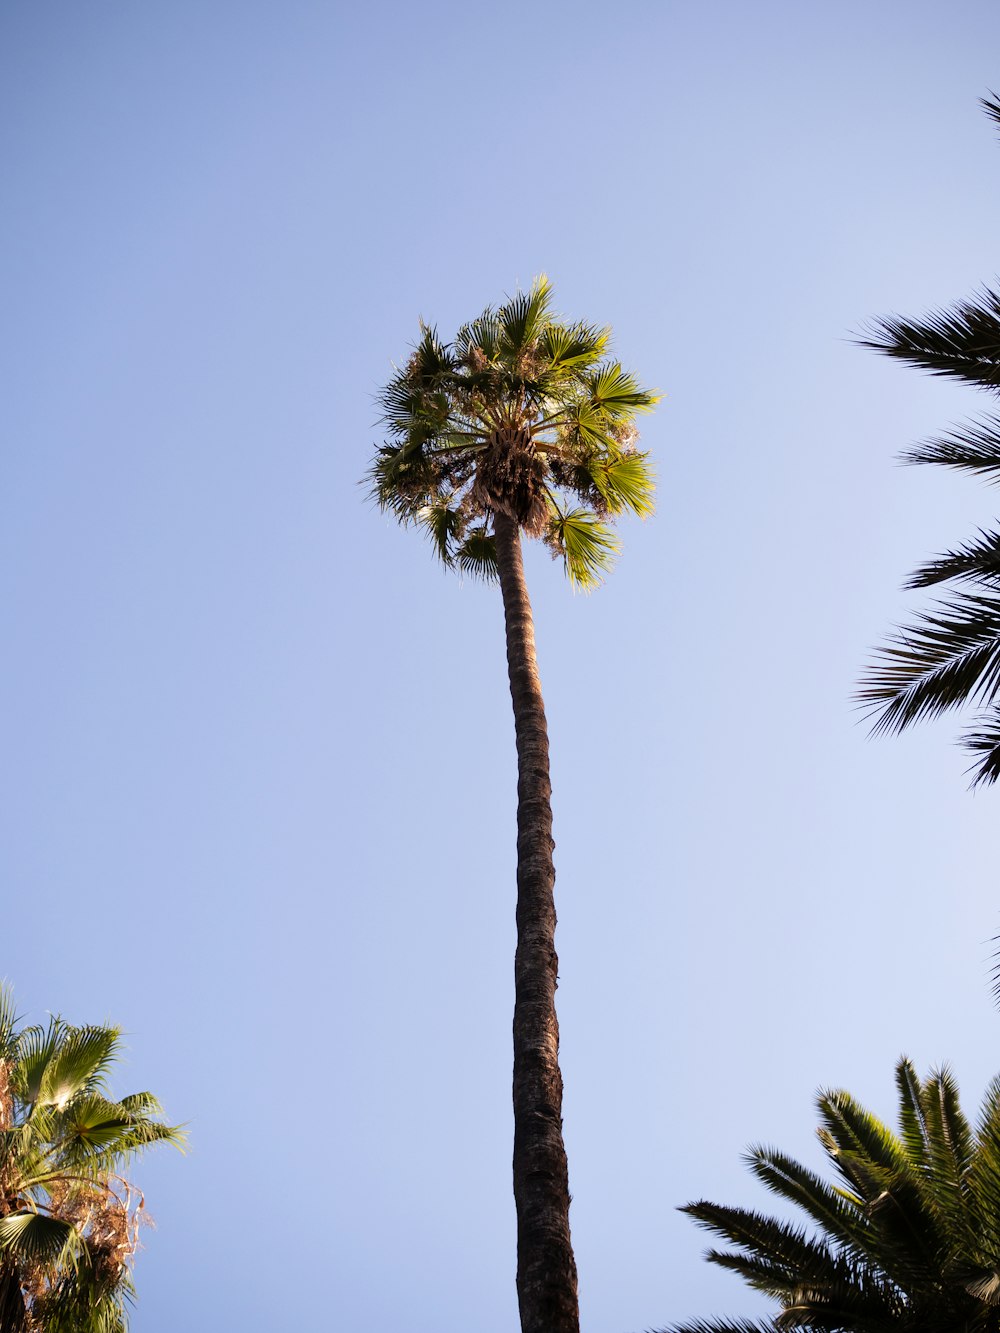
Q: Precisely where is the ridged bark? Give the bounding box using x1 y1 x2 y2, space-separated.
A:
494 512 579 1333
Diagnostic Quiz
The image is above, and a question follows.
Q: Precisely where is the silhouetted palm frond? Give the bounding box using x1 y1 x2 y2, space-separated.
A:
859 593 1000 735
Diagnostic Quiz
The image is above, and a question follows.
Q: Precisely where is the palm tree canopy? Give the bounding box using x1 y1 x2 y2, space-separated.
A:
0 987 184 1332
659 1058 1000 1333
367 275 658 589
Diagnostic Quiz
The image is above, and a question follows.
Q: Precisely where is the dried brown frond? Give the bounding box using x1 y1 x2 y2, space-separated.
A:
0 1062 12 1133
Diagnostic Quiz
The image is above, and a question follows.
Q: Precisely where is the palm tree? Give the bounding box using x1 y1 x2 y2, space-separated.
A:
0 987 184 1331
367 276 657 1333
858 95 1000 786
660 1058 1000 1332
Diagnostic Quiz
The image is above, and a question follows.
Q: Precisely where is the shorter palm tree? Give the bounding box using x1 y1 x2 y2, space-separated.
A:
660 1058 1000 1332
0 987 184 1332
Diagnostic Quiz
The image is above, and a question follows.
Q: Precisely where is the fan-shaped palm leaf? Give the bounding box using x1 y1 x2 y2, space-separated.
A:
0 987 182 1331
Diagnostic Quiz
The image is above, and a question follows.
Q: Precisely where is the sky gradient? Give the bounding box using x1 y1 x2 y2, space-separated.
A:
5 3 1000 1329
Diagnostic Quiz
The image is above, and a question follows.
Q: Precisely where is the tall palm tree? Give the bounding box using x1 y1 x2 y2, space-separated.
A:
367 276 657 1333
0 987 184 1332
858 95 1000 786
660 1058 1000 1332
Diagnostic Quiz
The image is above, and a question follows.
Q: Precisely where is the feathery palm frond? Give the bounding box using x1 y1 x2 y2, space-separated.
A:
907 528 1000 588
962 707 1000 787
659 1059 1000 1332
902 416 1000 477
981 92 1000 135
857 287 1000 390
859 97 1000 786
858 592 1000 735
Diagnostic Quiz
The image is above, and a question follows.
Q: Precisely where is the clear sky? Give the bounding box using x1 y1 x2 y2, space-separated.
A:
5 3 1000 1329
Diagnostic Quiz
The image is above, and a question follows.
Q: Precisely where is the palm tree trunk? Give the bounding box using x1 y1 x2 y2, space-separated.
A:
493 512 580 1333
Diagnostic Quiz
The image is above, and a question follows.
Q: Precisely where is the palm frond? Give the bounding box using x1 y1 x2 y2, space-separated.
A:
454 526 497 582
857 288 1000 390
654 1320 782 1333
902 417 1000 478
537 320 609 372
895 1059 930 1169
746 1148 869 1253
585 362 659 417
417 496 464 565
858 592 1000 734
588 451 656 517
961 707 1000 786
907 528 1000 588
498 275 553 359
545 507 620 591
981 92 1000 135
671 1056 1000 1333
0 1214 77 1268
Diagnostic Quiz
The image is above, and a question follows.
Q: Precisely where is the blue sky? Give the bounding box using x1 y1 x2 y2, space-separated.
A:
5 2 1000 1329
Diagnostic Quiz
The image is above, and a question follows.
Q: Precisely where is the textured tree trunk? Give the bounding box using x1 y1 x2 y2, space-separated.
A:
493 512 580 1333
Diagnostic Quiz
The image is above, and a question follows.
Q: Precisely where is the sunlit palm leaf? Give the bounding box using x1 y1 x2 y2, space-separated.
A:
588 452 655 517
538 320 609 372
0 1214 77 1267
585 362 659 416
546 508 620 591
498 275 553 359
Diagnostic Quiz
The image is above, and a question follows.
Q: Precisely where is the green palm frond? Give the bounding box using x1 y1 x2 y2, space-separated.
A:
0 986 181 1330
746 1149 870 1254
417 496 465 565
497 275 553 359
895 1060 930 1169
545 507 621 591
907 529 1000 588
454 527 497 582
667 1057 1000 1333
585 362 660 416
858 592 1000 736
902 417 1000 477
38 1026 119 1109
587 451 655 517
857 287 1000 390
682 1201 841 1280
0 1215 77 1268
537 320 610 372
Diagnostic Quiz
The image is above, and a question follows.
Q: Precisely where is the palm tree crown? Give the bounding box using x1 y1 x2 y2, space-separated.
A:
858 95 1000 785
662 1058 1000 1333
367 277 657 1333
0 988 184 1332
368 274 657 586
